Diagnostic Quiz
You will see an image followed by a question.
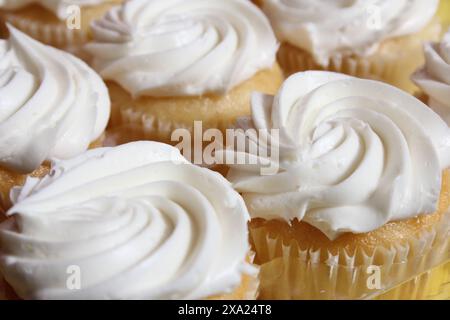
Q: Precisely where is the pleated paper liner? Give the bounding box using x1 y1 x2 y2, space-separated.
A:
250 208 449 300
0 1 121 57
277 15 442 94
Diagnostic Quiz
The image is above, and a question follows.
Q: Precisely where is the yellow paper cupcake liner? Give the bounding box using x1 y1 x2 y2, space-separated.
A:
277 16 442 94
251 211 449 300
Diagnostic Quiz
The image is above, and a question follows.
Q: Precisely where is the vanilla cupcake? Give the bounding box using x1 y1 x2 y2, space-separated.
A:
258 0 442 93
412 28 450 124
217 71 450 299
0 141 257 300
0 0 122 56
85 0 283 146
0 26 110 215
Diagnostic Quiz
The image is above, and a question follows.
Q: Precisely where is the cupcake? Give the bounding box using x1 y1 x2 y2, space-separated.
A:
0 0 122 56
0 141 257 300
84 0 283 147
257 0 442 93
0 26 110 215
216 71 450 299
412 28 450 124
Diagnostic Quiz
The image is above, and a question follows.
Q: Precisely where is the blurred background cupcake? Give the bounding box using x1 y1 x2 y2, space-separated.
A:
84 0 283 148
0 141 257 300
217 71 450 299
412 28 450 124
256 0 442 93
0 0 122 57
0 26 110 216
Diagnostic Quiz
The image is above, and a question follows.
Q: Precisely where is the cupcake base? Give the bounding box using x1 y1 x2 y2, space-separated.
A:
0 164 50 218
107 64 284 146
277 16 442 94
250 170 450 300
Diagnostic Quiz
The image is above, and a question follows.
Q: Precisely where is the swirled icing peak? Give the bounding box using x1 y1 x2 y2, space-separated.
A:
412 28 450 124
219 71 450 240
260 0 439 66
0 0 110 20
0 141 253 299
0 26 110 173
85 0 278 97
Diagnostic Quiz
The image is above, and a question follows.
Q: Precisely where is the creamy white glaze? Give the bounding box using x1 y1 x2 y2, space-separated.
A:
412 28 450 124
217 71 450 240
261 0 439 66
0 26 110 173
0 141 253 300
85 0 278 97
0 0 109 20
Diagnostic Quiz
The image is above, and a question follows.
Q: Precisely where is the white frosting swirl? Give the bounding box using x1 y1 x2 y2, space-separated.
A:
412 28 450 124
85 0 278 97
0 0 109 20
218 71 450 240
0 26 110 173
261 0 439 66
0 141 252 300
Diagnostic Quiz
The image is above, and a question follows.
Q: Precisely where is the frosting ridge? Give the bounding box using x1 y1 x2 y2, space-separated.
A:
412 28 450 124
0 26 110 173
85 0 278 97
261 0 439 66
0 141 252 299
218 71 450 240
